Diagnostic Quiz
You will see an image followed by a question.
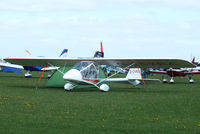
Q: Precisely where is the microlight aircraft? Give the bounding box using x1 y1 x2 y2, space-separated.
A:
4 43 195 91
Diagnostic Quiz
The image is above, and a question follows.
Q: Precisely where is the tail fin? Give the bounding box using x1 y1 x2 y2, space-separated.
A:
60 49 68 57
94 41 104 58
192 56 195 64
126 68 144 86
100 41 103 53
25 50 32 55
126 68 160 86
126 68 142 80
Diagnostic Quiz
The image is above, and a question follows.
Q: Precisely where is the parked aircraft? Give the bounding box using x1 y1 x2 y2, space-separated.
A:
150 57 200 84
150 68 200 84
0 49 68 78
4 47 195 91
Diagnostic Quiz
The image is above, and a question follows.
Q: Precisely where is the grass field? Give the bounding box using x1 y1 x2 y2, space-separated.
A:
0 72 200 134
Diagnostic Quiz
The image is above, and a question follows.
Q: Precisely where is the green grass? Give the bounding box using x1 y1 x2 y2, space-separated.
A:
0 72 200 134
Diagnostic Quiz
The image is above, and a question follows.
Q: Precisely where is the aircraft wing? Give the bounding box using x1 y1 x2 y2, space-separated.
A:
4 57 195 68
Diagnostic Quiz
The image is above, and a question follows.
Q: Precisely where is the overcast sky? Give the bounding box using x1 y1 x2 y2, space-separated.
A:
0 0 200 61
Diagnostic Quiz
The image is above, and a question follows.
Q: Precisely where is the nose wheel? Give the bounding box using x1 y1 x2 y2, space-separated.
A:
24 71 32 78
48 74 52 79
64 83 75 91
162 79 168 83
99 84 110 92
162 74 168 83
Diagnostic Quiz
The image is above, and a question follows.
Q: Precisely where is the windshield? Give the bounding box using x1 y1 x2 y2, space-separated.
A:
73 61 99 80
73 61 93 71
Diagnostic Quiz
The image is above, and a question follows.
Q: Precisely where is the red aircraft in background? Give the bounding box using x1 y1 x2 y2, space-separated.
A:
150 57 200 84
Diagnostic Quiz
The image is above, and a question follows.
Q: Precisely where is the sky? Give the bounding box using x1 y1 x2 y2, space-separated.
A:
0 0 200 61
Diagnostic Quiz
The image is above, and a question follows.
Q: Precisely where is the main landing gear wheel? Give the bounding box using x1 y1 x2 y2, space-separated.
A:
170 78 174 84
48 74 52 79
24 73 32 78
99 84 110 92
189 79 194 84
162 79 168 83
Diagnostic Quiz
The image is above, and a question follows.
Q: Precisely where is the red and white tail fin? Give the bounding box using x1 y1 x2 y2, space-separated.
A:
126 68 144 86
192 56 195 64
100 41 103 53
126 68 142 80
93 41 104 58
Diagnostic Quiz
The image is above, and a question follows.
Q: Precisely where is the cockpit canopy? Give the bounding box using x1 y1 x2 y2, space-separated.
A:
73 61 100 80
73 61 92 71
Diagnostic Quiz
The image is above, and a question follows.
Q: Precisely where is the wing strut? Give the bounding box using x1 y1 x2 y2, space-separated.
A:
138 67 145 86
36 67 46 89
96 63 136 86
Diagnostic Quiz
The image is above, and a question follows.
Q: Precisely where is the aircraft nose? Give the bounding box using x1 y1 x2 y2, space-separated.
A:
63 69 82 81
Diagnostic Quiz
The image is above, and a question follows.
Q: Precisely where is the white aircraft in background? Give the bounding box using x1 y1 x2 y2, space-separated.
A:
4 45 195 91
0 62 24 70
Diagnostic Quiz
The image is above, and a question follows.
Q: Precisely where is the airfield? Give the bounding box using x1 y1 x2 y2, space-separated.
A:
0 71 200 134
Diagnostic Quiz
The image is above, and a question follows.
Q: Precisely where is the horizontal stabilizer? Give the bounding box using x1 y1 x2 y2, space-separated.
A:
143 79 161 84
